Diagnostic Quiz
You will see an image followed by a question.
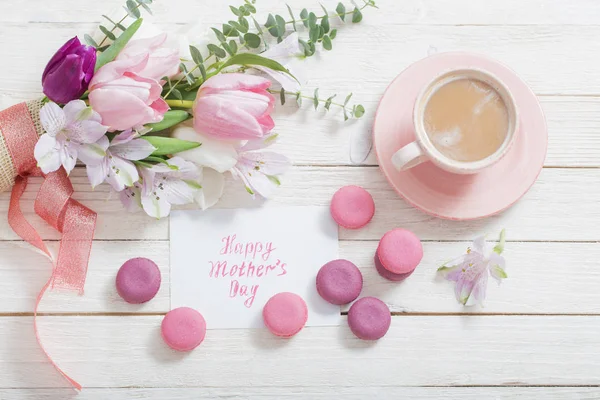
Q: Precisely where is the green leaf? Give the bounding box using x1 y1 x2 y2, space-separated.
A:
211 27 226 43
308 12 318 28
343 108 349 121
218 53 297 83
265 14 279 37
99 25 116 41
244 3 256 13
138 2 152 15
493 229 507 254
144 156 169 165
252 16 263 33
189 45 203 65
84 34 99 48
298 39 311 56
244 33 261 48
222 41 235 56
137 0 152 4
320 4 328 14
145 110 190 133
344 92 353 106
275 14 286 36
230 6 242 16
352 7 363 23
199 63 207 81
102 15 126 31
207 44 226 58
179 63 194 85
336 3 346 21
330 28 337 39
229 20 248 33
324 94 336 110
313 88 319 110
223 23 237 37
240 16 250 30
125 0 141 18
229 40 238 54
141 136 201 156
296 92 303 106
354 104 365 118
318 25 325 39
300 8 309 27
322 35 332 50
95 18 143 72
321 15 330 33
286 4 297 31
280 88 286 105
171 88 183 100
309 26 320 43
239 5 251 16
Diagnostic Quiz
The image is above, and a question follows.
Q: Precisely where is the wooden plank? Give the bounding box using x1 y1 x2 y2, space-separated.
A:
4 0 600 25
0 167 597 242
3 241 600 315
3 387 600 400
2 316 600 388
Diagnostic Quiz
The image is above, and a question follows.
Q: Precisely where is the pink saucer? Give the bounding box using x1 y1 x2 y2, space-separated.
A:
373 52 548 220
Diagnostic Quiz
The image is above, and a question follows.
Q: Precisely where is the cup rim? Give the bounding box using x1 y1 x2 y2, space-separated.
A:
412 67 519 174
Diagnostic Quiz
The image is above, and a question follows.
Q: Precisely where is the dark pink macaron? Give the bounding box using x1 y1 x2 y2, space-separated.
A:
316 259 363 305
116 257 161 304
330 185 375 229
374 253 414 282
161 307 206 352
347 297 391 340
263 292 308 338
376 228 423 277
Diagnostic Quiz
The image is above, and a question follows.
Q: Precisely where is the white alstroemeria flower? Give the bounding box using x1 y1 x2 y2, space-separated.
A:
34 101 108 174
138 156 201 219
230 133 291 198
86 130 156 191
258 32 303 91
172 123 238 210
438 230 508 306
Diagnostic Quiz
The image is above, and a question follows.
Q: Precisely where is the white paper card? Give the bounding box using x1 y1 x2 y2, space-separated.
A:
170 206 341 329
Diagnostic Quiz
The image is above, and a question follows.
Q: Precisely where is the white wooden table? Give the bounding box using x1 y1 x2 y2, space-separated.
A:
1 0 600 398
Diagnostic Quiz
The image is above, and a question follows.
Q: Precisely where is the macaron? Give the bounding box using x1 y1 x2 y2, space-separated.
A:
330 185 375 229
376 228 423 279
263 292 308 337
347 297 391 340
374 253 413 282
116 257 161 304
161 307 206 352
316 259 363 305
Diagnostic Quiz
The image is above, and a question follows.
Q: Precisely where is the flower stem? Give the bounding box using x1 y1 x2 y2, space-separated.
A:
98 3 142 47
165 99 194 109
270 89 347 110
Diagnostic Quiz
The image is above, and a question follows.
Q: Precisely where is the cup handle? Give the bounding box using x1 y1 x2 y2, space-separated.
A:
392 141 428 171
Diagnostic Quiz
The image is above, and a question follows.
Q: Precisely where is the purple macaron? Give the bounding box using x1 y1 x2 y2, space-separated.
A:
116 257 161 304
347 297 391 340
316 259 363 305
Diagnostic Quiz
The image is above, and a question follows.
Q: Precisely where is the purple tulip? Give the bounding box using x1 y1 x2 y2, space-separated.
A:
42 37 96 104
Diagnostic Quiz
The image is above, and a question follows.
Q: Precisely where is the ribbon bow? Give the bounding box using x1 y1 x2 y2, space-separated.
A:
0 101 97 390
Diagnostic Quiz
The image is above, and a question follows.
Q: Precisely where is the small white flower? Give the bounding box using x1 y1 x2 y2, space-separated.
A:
86 130 156 191
34 100 108 175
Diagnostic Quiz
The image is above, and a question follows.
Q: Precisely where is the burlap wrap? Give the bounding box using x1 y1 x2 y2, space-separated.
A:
0 99 44 192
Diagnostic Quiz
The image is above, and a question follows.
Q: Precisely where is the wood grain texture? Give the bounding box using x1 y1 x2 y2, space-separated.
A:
5 387 600 400
1 316 600 388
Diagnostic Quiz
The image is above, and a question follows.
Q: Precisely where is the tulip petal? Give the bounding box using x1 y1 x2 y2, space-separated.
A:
40 102 66 137
89 88 155 131
34 134 62 173
202 73 271 92
90 54 149 88
172 125 239 173
43 54 85 104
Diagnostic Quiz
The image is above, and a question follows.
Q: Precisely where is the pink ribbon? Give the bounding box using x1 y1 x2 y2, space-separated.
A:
0 102 97 390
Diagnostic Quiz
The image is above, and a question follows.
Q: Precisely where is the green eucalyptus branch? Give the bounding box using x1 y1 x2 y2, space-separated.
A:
270 88 365 121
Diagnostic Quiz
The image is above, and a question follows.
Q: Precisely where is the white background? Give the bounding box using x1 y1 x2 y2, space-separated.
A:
1 0 600 398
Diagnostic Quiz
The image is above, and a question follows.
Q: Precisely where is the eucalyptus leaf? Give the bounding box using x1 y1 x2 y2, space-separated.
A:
189 45 203 65
139 2 152 15
222 41 235 56
344 93 353 106
125 0 141 18
300 8 309 27
309 26 319 43
84 34 99 48
354 104 365 118
145 110 190 133
323 35 333 50
244 33 261 48
330 28 338 39
352 7 363 23
137 0 152 4
199 63 207 81
172 88 183 100
207 44 226 58
325 95 336 110
266 14 279 37
313 88 319 110
229 20 248 33
321 15 330 33
244 3 256 13
223 23 237 37
318 25 325 39
229 40 238 54
95 18 143 72
298 39 311 56
240 16 250 30
252 17 263 35
180 63 194 85
286 4 297 31
336 3 346 21
230 5 242 16
218 53 297 82
141 136 201 156
99 25 116 40
308 12 318 28
211 27 226 43
280 88 286 105
296 92 303 106
275 14 286 36
320 4 328 14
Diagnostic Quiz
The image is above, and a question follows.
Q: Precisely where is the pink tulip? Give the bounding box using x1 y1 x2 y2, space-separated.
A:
193 74 275 140
88 55 169 131
116 33 180 81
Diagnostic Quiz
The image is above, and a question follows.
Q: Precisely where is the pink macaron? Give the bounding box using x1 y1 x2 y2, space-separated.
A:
316 259 363 305
161 307 206 352
263 292 308 338
116 257 161 304
376 228 423 280
330 185 375 229
347 297 391 340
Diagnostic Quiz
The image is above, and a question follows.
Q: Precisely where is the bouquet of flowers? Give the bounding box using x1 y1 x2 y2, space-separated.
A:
30 0 376 219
